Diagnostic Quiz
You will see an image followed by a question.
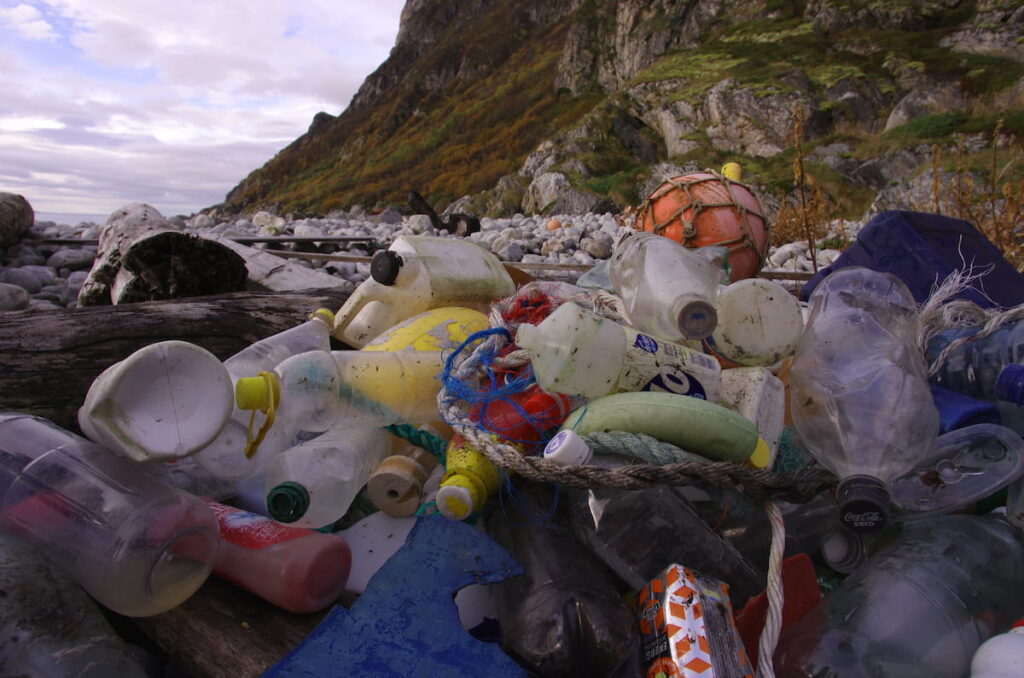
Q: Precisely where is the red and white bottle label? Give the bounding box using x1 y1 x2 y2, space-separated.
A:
204 498 313 549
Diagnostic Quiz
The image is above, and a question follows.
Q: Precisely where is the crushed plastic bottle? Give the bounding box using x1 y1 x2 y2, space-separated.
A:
0 412 220 617
790 267 940 532
774 513 1024 678
926 318 1024 405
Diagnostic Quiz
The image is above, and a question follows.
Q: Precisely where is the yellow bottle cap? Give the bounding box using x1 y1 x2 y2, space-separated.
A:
236 376 270 410
310 308 335 325
721 162 742 181
436 475 478 521
748 437 771 469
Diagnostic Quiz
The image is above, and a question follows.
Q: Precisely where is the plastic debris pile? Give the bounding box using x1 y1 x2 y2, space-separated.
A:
4 170 1024 678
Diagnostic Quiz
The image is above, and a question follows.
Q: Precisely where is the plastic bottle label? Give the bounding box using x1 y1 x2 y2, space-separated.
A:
205 499 314 549
620 332 719 401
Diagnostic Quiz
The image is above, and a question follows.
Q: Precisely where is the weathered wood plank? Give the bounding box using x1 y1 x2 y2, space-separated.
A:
0 288 350 430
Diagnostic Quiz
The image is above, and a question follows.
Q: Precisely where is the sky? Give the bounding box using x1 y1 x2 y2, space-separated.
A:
0 0 406 220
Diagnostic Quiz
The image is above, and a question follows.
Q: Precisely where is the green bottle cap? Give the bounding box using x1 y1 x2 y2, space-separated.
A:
266 481 310 523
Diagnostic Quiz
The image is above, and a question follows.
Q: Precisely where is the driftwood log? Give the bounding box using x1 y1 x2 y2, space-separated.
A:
0 288 350 430
78 204 249 306
208 235 352 293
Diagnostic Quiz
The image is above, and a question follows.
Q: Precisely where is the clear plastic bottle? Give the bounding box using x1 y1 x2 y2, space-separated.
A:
486 480 643 677
926 319 1024 405
194 308 336 480
515 301 721 401
609 231 721 341
204 499 351 614
263 427 391 528
790 267 940 532
774 513 1024 678
0 533 155 677
0 412 220 617
234 349 445 459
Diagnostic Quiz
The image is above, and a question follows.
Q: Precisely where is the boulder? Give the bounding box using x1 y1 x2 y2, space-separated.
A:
0 282 29 311
0 193 33 247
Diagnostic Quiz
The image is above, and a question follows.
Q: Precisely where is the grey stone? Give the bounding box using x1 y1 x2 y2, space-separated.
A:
252 211 286 231
375 207 404 225
884 85 968 131
407 214 435 234
191 214 215 229
46 248 97 271
34 281 69 304
580 232 614 259
0 267 45 293
0 193 33 247
498 241 526 262
66 270 89 294
0 282 29 310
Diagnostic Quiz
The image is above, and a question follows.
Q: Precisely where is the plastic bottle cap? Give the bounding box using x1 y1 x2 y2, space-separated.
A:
436 477 476 521
677 300 718 340
310 308 335 325
544 430 593 466
371 250 404 286
235 376 270 410
266 482 311 523
836 476 891 533
995 363 1024 405
748 437 771 469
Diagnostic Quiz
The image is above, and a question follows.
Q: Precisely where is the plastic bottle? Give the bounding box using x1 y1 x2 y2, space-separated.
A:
774 513 1024 678
931 383 1002 434
0 412 220 617
971 620 1024 678
0 533 155 677
234 349 445 459
333 235 516 348
926 318 1024 405
789 267 940 532
888 423 1024 519
264 427 392 528
719 366 786 461
204 499 351 614
486 480 643 677
515 301 722 401
361 306 490 352
78 340 235 462
193 308 336 480
436 434 502 521
705 278 804 366
545 431 765 607
609 230 721 341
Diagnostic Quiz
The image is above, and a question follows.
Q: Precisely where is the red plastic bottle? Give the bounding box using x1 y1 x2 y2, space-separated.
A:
204 499 351 614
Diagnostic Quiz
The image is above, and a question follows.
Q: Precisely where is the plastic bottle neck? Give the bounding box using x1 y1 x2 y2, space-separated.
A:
267 481 311 523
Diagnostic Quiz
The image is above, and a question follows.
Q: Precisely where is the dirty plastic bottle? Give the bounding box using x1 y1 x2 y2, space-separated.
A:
436 434 502 521
515 301 721 401
609 230 721 341
775 513 1024 678
333 235 516 348
264 427 392 528
0 412 220 617
486 480 643 677
888 423 1024 519
194 309 336 480
971 620 1024 678
719 366 786 461
705 277 804 366
790 267 940 532
930 383 1002 434
0 533 155 677
204 499 351 614
926 318 1024 405
234 349 445 459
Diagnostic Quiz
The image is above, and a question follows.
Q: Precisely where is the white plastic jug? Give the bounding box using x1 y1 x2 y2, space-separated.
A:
719 366 785 464
333 236 516 347
78 341 234 462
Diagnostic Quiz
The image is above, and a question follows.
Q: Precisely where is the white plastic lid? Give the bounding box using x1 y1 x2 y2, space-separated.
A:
543 430 593 466
436 484 474 521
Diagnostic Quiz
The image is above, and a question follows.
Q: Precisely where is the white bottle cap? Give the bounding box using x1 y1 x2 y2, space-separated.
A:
436 484 474 521
543 430 593 466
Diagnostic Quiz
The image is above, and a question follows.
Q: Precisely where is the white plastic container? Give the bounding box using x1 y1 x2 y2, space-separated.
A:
234 349 445 459
515 301 721 401
719 366 785 464
78 340 234 462
333 235 516 347
263 427 391 528
609 231 721 341
193 309 335 480
971 620 1024 678
706 278 804 366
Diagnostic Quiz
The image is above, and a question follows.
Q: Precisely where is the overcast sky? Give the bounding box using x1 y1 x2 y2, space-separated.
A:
0 0 405 220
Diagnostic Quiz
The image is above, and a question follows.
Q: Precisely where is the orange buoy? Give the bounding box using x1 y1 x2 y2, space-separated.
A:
633 169 769 281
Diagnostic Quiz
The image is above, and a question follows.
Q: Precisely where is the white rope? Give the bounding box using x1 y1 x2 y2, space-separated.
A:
756 499 785 678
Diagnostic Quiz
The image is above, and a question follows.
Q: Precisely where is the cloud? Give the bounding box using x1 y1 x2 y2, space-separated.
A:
0 3 57 41
0 0 405 217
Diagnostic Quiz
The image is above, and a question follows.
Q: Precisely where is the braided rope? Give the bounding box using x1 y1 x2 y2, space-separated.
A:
756 500 785 678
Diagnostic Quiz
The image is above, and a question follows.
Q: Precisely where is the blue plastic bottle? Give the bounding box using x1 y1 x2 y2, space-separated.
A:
926 320 1024 405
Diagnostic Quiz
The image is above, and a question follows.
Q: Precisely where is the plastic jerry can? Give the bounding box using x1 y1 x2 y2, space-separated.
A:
333 236 515 347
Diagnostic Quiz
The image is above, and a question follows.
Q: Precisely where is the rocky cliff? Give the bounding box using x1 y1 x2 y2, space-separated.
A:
216 0 1024 220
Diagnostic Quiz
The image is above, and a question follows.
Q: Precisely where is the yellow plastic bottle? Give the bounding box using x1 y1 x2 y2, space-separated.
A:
436 435 502 521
